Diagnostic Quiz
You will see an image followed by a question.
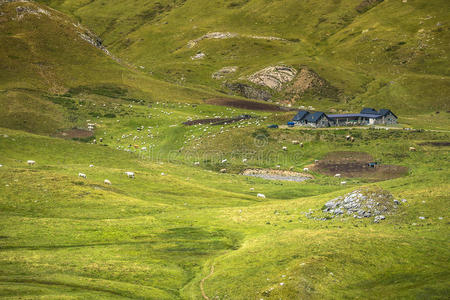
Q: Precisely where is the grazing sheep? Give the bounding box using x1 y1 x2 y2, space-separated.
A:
341 181 347 185
78 173 87 178
220 168 227 173
89 164 94 168
250 187 255 191
282 146 287 151
0 164 3 168
409 147 416 152
346 135 351 141
242 158 248 163
104 179 112 185
334 173 341 177
315 159 319 163
257 193 266 199
194 161 200 166
161 172 165 176
292 140 299 145
303 167 309 172
350 137 355 142
99 138 103 142
125 171 135 178
300 143 304 147
27 160 35 165
221 159 227 163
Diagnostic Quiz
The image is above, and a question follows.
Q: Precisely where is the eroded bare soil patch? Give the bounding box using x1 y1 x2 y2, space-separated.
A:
53 128 94 139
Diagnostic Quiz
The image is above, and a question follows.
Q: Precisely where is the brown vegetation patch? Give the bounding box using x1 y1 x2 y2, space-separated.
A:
205 98 291 111
355 0 384 13
419 141 450 147
183 115 251 126
53 128 94 139
313 151 408 180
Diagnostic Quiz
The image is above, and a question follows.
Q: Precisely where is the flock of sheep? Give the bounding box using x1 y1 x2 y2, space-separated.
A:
18 160 136 186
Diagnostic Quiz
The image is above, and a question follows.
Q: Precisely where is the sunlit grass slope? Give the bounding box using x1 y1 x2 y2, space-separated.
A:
36 0 450 113
0 100 449 298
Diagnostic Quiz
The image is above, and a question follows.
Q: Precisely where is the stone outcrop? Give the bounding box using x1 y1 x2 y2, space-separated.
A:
248 65 297 90
212 66 238 79
322 188 405 222
188 32 238 48
187 32 287 48
191 52 206 60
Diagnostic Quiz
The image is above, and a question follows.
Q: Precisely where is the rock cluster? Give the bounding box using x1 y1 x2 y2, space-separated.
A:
15 5 50 20
322 188 405 222
187 32 237 48
191 52 206 60
248 65 297 90
212 66 238 79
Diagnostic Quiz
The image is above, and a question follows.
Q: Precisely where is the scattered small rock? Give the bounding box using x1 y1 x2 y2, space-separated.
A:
191 52 206 60
323 188 398 222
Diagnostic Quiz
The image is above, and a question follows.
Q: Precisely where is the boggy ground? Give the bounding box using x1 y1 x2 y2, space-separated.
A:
313 151 409 181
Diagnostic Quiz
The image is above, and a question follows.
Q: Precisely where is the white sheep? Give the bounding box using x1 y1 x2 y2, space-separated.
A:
0 164 3 168
78 173 87 178
292 140 299 145
282 146 287 151
257 193 266 199
303 167 309 172
334 173 341 177
89 164 94 168
242 158 248 163
194 161 200 166
104 179 112 185
221 159 228 163
341 181 347 185
27 160 35 165
125 171 135 178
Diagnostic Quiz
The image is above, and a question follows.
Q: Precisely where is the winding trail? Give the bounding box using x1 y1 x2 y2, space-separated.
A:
200 265 215 300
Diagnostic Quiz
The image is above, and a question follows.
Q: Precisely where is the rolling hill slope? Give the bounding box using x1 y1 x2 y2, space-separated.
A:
0 1 449 299
35 0 450 113
0 0 216 134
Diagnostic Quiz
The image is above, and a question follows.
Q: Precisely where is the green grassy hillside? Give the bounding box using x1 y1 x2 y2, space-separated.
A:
36 0 450 113
0 1 217 134
1 1 449 299
0 103 449 299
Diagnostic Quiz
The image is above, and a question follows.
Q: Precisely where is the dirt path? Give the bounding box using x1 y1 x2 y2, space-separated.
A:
200 265 215 300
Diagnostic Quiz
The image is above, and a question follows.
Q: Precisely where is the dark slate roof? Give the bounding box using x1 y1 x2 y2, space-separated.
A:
327 113 382 119
360 108 379 115
292 110 309 121
378 109 397 118
305 111 328 123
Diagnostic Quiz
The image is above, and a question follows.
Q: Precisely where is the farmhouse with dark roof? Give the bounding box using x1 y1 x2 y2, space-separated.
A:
291 107 398 127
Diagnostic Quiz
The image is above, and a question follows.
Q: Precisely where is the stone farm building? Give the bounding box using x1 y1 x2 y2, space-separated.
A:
292 108 397 128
